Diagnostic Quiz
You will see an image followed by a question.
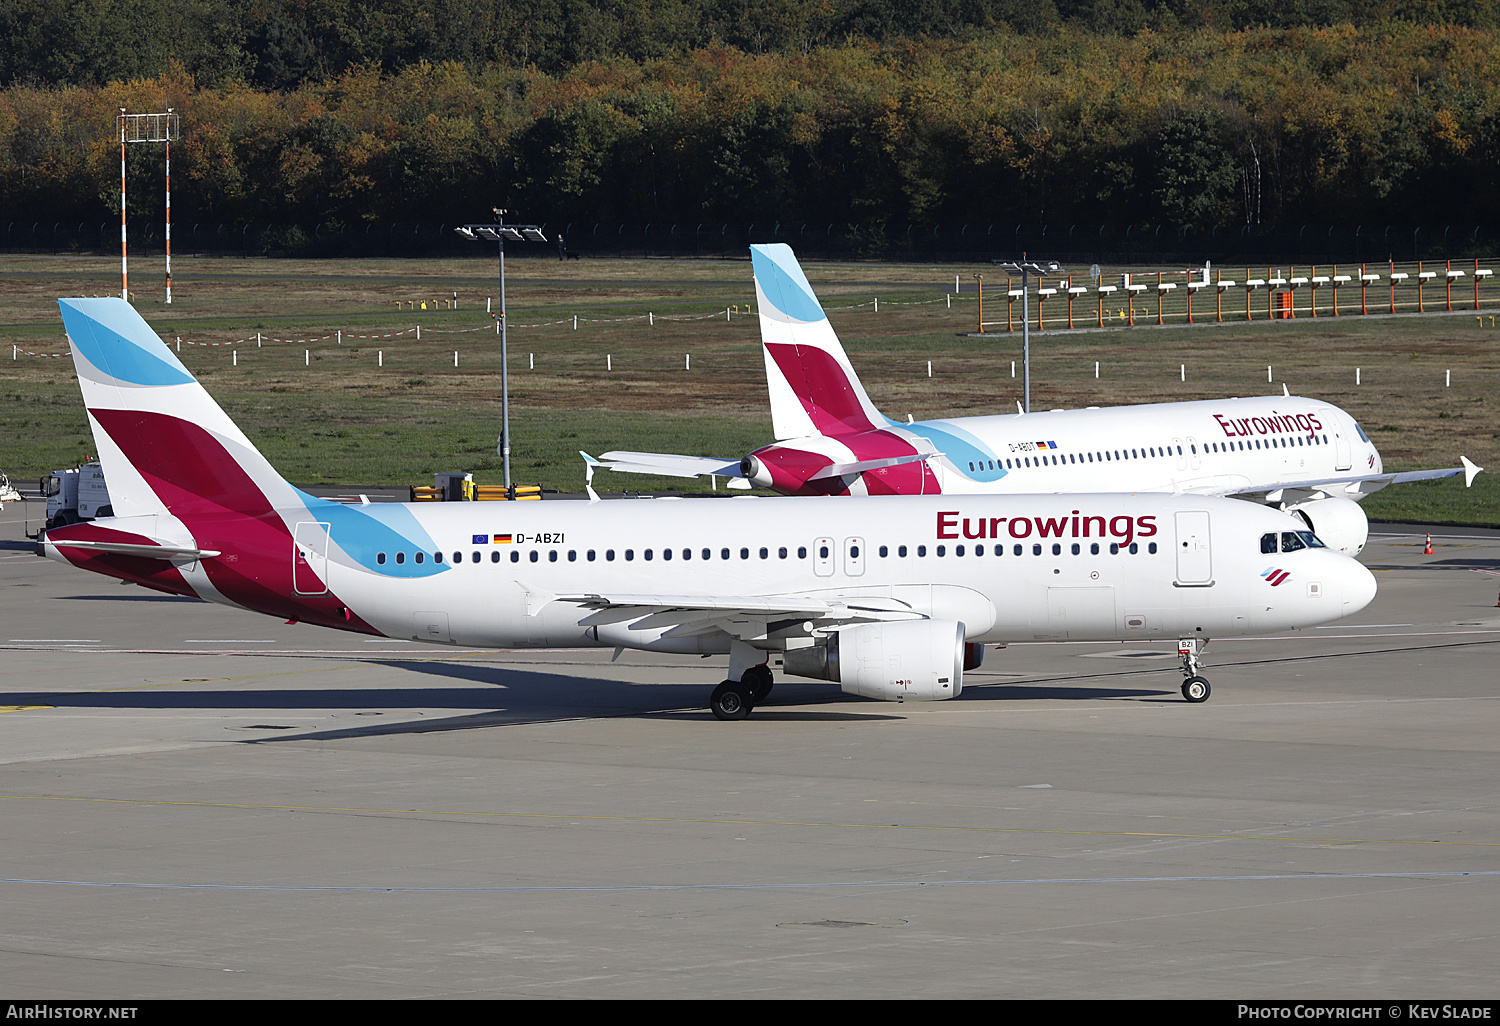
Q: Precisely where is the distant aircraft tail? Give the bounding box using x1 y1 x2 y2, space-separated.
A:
751 244 887 440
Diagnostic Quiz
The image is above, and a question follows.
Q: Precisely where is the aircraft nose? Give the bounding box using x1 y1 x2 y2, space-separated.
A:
1338 555 1378 617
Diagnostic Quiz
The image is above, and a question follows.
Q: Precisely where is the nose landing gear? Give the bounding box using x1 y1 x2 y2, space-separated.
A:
1178 637 1212 703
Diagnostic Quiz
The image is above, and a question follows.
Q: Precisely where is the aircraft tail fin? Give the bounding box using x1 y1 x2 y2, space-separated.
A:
751 244 886 440
57 298 296 522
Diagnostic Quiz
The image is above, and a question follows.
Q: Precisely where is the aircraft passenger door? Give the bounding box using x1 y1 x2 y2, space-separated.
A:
813 537 835 577
1186 436 1201 470
1319 407 1353 470
1174 511 1213 586
1172 438 1187 471
293 521 330 595
843 536 866 577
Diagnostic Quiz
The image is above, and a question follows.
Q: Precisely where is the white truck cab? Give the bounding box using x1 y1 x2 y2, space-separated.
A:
46 461 111 528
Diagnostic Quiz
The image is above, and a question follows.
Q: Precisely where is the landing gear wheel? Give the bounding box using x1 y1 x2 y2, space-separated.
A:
743 665 774 704
1181 676 1211 703
710 680 754 721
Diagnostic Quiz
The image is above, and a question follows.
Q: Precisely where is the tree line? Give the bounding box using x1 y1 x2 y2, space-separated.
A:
1 16 1496 242
2 1 1495 88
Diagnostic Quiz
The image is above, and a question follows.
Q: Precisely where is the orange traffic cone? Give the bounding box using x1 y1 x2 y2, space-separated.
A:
1423 533 1434 555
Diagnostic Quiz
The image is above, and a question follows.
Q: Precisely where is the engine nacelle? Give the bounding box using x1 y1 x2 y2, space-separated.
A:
783 619 965 702
1286 496 1369 556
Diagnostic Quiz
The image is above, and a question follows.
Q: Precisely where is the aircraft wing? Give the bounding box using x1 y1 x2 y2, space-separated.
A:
582 450 746 480
1192 457 1481 502
556 591 921 640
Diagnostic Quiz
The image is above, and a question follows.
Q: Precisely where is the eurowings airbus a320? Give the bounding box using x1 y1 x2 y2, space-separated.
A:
587 244 1479 558
41 298 1375 719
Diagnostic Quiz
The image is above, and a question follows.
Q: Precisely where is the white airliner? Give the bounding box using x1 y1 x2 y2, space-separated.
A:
41 298 1376 719
587 244 1480 557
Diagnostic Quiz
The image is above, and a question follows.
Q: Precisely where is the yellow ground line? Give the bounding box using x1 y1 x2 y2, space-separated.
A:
1 793 1493 847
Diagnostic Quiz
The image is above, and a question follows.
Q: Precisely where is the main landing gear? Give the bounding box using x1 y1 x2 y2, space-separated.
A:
710 664 774 721
1178 637 1211 703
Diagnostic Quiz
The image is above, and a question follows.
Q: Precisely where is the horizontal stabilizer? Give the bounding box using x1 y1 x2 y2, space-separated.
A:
587 450 746 480
808 451 937 481
44 538 221 562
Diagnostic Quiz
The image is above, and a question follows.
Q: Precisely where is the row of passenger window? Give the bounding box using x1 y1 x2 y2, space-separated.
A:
374 540 1160 566
1209 434 1328 453
970 433 1331 472
377 546 808 566
884 542 1158 556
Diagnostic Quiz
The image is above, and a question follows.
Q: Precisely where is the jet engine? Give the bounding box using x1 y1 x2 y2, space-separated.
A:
782 619 965 701
1286 496 1369 556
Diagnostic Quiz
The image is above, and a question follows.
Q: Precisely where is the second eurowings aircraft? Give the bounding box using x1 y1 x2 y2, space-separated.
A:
588 244 1480 557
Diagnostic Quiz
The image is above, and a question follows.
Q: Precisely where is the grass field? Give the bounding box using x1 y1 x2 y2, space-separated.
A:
1 253 1496 524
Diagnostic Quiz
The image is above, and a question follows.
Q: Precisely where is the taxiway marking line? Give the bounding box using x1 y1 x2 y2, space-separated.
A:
0 793 1494 847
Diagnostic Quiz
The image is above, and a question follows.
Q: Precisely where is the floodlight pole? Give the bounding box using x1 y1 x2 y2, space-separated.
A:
164 108 172 303
498 211 511 492
456 213 549 495
996 257 1063 414
116 109 180 304
119 109 127 300
1021 266 1031 413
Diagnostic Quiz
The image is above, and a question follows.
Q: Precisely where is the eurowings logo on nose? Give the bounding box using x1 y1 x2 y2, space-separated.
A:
1261 567 1291 586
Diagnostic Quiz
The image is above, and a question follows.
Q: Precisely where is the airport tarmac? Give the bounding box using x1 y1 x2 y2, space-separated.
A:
2 500 1497 999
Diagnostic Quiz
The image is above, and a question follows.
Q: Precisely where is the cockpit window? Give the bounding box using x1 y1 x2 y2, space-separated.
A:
1281 530 1326 552
1353 421 1370 443
1261 532 1278 554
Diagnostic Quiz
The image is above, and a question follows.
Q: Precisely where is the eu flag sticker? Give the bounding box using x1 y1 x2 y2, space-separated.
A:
472 534 489 544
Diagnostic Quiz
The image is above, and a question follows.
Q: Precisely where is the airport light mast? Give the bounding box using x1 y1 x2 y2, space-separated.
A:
995 258 1063 414
456 212 548 495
